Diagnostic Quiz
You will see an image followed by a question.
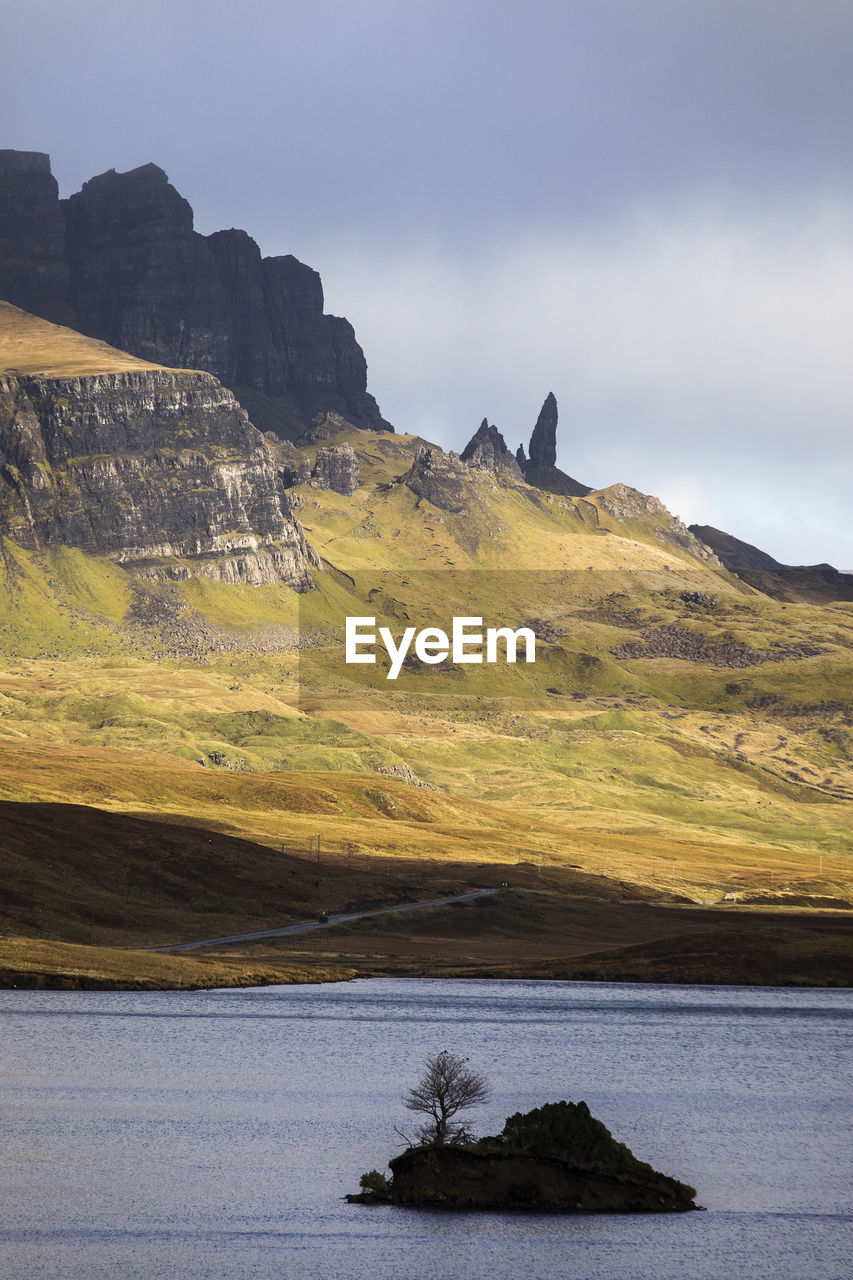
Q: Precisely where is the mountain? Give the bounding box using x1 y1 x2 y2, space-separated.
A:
0 149 390 437
2 385 850 964
1 158 851 985
690 524 853 604
460 419 524 480
0 298 719 589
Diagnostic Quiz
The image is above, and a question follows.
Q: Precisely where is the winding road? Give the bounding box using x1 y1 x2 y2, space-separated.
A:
149 887 500 953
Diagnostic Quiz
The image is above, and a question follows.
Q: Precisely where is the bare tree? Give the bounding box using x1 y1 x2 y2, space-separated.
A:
402 1050 491 1146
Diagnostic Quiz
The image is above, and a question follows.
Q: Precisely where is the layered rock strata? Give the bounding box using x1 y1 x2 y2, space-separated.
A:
309 443 359 495
0 367 316 587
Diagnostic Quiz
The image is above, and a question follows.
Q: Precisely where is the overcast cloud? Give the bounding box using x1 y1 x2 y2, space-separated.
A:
2 0 852 565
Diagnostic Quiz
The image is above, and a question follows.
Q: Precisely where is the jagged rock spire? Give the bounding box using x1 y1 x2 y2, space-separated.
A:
527 392 558 469
460 418 523 479
519 392 590 497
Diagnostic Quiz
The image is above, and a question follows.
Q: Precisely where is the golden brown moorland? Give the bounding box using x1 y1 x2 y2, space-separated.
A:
1 313 851 986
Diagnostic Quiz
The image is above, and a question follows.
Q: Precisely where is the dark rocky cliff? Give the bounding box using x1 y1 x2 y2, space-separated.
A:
0 365 316 587
0 151 73 327
0 150 391 437
528 391 559 469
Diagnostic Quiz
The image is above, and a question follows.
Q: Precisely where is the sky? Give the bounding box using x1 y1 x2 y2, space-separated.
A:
2 0 852 566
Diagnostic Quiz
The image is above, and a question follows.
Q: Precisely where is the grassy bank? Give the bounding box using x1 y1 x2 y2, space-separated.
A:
0 935 355 991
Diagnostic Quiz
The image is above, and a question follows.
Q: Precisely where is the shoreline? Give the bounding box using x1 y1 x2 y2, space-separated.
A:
3 921 851 991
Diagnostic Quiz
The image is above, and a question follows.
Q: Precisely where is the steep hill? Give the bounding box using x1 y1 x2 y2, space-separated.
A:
1 245 851 984
0 363 850 925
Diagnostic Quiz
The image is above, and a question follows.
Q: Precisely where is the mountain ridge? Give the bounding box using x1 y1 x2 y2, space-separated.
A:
0 166 851 982
0 149 390 436
690 524 853 604
0 303 726 588
1 149 846 586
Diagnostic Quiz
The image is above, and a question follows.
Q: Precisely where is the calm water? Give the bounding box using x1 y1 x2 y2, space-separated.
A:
0 979 850 1280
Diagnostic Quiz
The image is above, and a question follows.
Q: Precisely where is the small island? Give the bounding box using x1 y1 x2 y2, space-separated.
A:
349 1052 698 1213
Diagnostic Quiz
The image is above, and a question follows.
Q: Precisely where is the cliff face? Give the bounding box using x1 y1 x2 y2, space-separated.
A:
0 366 316 587
309 443 359 495
0 151 391 436
62 164 229 374
0 151 73 327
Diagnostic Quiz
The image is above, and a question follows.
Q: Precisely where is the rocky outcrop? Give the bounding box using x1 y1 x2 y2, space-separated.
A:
611 624 822 667
403 422 538 513
0 367 316 587
399 446 478 514
595 485 722 565
377 764 438 790
0 150 391 436
460 419 523 480
517 394 590 497
280 456 312 488
351 1100 698 1213
689 524 853 603
309 443 359 495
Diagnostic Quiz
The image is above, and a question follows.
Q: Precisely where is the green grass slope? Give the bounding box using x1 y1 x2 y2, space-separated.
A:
0 342 850 958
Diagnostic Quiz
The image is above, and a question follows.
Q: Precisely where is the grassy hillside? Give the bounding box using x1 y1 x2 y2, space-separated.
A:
2 799 847 988
0 301 165 376
0 343 850 979
0 935 354 990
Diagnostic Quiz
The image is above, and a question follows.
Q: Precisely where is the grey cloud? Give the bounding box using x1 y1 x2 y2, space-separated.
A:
5 1 853 246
